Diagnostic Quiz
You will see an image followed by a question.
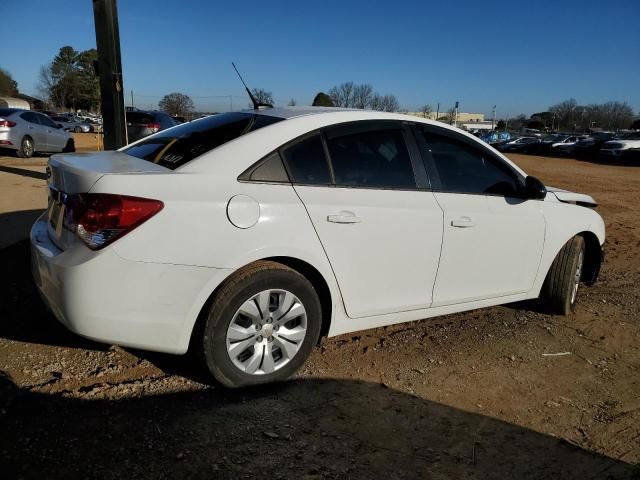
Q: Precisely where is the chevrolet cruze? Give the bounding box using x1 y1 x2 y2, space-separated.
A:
31 107 605 387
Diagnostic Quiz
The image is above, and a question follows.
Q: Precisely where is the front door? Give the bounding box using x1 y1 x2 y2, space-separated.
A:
415 125 545 306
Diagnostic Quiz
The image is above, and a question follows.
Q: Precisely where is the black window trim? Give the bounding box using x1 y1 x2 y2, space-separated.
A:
412 123 527 198
239 120 429 192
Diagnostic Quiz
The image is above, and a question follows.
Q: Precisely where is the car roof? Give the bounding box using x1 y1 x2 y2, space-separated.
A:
249 106 359 120
0 108 26 116
177 108 528 179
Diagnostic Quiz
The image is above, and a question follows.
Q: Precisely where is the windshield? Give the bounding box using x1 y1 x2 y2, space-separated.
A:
123 112 283 170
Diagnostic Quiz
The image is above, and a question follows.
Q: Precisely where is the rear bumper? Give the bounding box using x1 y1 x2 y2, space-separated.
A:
30 214 232 354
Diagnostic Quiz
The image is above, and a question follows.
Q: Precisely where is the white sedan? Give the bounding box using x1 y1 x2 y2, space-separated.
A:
31 107 605 387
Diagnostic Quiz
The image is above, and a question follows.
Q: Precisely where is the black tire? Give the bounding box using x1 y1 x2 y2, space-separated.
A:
196 261 322 388
540 236 585 315
63 139 75 153
16 136 34 158
74 126 82 133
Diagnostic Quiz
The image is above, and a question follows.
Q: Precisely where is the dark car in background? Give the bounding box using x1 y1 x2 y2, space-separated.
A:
126 110 177 143
497 136 538 152
573 132 617 158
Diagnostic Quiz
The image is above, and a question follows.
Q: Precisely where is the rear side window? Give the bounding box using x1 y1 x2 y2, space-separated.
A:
38 114 58 128
282 135 332 185
419 128 521 196
326 126 416 189
123 112 283 169
239 152 290 183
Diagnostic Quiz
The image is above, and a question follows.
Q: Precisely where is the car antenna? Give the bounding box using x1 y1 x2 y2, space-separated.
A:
232 62 273 110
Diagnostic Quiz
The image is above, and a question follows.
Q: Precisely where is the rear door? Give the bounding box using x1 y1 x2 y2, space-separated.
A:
37 113 68 151
415 125 545 306
287 122 444 318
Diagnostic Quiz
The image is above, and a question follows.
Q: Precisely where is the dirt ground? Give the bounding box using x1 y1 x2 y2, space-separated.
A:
0 145 638 479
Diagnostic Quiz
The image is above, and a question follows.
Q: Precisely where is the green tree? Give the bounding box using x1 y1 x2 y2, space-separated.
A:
312 92 334 107
158 92 195 117
36 46 101 111
76 49 100 111
0 68 19 96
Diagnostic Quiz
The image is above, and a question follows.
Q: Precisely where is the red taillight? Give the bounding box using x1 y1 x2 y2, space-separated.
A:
0 120 17 128
68 193 163 250
144 123 161 133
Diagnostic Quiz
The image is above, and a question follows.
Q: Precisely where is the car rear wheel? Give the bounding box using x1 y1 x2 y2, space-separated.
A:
63 139 75 153
540 236 585 315
16 136 34 158
74 126 81 133
196 261 322 388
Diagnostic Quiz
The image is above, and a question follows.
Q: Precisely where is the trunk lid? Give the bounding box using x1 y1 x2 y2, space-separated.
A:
46 151 169 250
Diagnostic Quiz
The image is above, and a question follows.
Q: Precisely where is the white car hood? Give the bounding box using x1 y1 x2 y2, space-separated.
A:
546 186 597 207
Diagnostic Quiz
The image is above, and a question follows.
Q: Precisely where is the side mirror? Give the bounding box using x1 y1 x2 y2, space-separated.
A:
524 176 547 200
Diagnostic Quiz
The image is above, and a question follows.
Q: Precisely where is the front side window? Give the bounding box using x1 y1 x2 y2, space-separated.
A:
419 128 522 196
281 135 332 185
123 112 283 169
325 126 416 189
38 114 58 128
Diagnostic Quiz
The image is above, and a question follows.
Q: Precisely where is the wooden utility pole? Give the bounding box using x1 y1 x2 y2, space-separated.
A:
92 0 127 149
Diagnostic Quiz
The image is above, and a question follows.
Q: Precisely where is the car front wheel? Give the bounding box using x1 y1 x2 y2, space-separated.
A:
197 261 322 388
540 236 585 315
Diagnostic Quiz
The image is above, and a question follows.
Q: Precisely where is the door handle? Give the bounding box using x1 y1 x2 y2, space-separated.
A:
327 212 362 224
451 216 474 228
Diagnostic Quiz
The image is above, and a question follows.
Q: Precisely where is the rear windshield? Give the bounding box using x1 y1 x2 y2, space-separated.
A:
126 112 155 124
0 108 19 116
123 112 283 170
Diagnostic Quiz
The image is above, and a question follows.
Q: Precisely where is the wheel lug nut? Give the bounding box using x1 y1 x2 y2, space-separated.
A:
274 325 279 331
256 336 263 342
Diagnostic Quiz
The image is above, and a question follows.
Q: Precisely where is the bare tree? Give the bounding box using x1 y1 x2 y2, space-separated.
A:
329 82 355 108
380 94 400 112
549 98 578 131
369 93 383 111
158 92 195 117
37 64 68 109
287 98 297 106
352 84 373 109
421 104 432 118
250 88 273 106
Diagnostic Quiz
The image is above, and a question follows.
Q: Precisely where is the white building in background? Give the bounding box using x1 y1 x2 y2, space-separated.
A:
0 97 31 109
405 111 485 122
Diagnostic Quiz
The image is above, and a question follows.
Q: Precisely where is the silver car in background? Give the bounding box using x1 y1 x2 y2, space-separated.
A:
0 108 74 158
49 115 92 133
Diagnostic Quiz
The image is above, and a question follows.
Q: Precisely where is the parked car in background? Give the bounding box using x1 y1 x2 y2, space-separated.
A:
551 135 586 155
600 134 640 161
497 136 538 152
49 115 92 133
0 108 74 157
573 132 616 158
126 110 177 143
31 107 604 387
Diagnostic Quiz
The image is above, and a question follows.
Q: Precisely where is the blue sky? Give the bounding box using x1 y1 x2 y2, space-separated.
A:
1 0 638 117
